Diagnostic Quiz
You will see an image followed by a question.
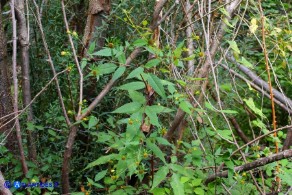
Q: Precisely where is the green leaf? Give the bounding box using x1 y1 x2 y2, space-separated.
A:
221 110 238 114
170 173 184 195
117 53 126 65
243 98 265 118
145 107 159 126
94 170 107 182
87 177 104 188
97 63 117 74
192 179 202 187
126 67 144 80
92 48 112 56
150 166 169 191
146 140 166 163
219 8 230 17
205 101 214 110
128 90 146 104
179 100 192 114
117 82 145 91
48 129 56 137
81 58 87 70
88 42 96 54
228 40 240 54
112 102 142 114
88 116 98 129
147 74 166 98
85 154 118 169
217 130 233 141
194 188 204 195
146 105 173 113
133 39 148 47
240 57 253 69
112 66 126 81
151 188 166 195
145 59 161 69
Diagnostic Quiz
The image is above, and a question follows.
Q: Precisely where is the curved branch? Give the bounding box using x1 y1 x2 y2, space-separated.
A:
205 148 292 184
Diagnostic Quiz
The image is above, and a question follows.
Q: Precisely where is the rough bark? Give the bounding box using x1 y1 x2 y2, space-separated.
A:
15 0 37 161
0 3 17 154
205 148 292 184
11 0 29 176
283 127 292 150
82 0 110 56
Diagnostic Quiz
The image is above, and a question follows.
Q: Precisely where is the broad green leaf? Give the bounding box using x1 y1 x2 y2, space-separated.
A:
179 100 192 114
146 140 166 163
147 74 166 98
205 101 214 110
126 67 144 80
94 170 107 182
117 82 145 91
194 188 204 195
117 53 126 65
92 48 112 56
87 177 103 188
133 39 148 47
88 116 98 129
243 98 265 118
85 154 118 169
112 102 142 114
217 130 233 141
151 188 166 195
228 40 240 54
183 53 196 61
145 107 159 126
173 41 184 58
145 59 161 69
170 173 184 195
156 137 172 146
240 57 253 69
88 42 96 54
221 109 238 114
112 66 126 81
223 18 234 28
128 90 146 104
97 63 117 74
180 176 190 184
219 7 230 17
81 59 87 70
192 179 202 187
48 129 56 137
146 105 173 113
150 166 169 191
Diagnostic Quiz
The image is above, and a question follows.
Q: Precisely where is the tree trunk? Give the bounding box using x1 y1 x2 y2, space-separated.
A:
0 3 17 154
15 0 37 162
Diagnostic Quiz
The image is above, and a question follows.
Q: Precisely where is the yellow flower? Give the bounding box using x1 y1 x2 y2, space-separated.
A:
72 31 78 37
31 179 36 183
66 30 71 34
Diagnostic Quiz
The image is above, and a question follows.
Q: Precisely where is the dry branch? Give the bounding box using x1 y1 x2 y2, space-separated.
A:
205 148 292 184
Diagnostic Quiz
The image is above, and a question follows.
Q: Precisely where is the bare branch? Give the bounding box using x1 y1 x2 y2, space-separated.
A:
205 148 292 184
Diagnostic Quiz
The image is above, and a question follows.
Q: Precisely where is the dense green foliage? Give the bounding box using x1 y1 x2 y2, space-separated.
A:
0 0 291 194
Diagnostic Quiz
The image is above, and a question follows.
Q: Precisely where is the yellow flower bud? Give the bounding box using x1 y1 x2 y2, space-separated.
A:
72 31 78 37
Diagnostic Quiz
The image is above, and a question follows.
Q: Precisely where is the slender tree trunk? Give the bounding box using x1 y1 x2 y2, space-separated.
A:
15 0 37 161
0 2 17 154
11 0 29 176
